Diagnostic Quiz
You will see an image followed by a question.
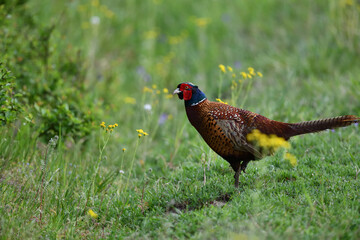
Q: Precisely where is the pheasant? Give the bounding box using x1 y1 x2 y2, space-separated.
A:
173 82 359 188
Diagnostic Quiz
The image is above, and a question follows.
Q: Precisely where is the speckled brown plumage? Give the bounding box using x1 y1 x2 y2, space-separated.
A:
174 82 359 187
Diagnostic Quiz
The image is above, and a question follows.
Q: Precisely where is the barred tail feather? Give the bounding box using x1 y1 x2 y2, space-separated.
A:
289 115 359 137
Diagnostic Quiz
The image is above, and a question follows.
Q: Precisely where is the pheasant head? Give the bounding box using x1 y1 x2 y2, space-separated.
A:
173 82 207 107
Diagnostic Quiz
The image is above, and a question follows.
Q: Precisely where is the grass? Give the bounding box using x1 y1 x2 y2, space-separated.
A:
1 0 360 239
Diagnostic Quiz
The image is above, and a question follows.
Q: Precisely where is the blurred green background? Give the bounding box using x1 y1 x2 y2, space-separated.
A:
1 0 360 239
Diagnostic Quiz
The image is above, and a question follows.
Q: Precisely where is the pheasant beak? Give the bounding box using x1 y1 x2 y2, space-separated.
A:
173 88 182 95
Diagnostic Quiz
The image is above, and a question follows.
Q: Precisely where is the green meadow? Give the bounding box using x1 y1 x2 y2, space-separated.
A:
1 0 360 239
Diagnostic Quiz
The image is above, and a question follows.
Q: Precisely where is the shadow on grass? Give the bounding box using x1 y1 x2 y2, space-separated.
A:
166 193 232 213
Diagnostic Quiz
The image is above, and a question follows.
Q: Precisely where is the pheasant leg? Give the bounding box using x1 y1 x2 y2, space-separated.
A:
234 161 249 188
234 169 241 188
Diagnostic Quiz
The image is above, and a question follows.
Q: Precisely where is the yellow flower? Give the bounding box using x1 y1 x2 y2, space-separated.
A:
284 152 297 166
88 209 98 219
247 73 252 79
248 67 255 75
216 98 228 105
232 73 236 78
257 72 263 77
143 86 153 93
163 88 169 93
240 72 247 79
114 123 118 127
138 134 143 138
218 64 226 73
246 129 260 141
247 129 290 151
194 17 210 27
227 66 233 72
165 94 173 99
152 84 157 89
136 129 148 136
124 97 136 105
156 90 161 94
122 148 126 152
108 125 113 128
100 122 106 128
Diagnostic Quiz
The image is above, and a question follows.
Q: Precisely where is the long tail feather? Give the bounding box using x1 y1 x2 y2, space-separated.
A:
289 115 359 137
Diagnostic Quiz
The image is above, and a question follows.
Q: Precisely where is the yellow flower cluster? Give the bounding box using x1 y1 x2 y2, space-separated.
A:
240 67 263 79
218 64 227 73
143 86 153 93
218 65 263 80
168 31 188 45
248 67 255 75
143 85 173 99
247 129 298 167
284 152 297 166
216 98 228 105
100 122 118 132
136 129 149 138
88 209 98 219
240 72 247 79
193 17 211 27
246 129 290 151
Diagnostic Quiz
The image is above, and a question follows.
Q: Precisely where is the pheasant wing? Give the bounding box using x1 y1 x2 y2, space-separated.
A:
215 119 263 159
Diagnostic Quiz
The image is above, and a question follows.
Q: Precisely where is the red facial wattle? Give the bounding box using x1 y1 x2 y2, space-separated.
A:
179 84 193 101
183 89 192 100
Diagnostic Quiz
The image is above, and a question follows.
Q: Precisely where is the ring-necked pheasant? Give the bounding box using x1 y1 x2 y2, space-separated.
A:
173 82 359 188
